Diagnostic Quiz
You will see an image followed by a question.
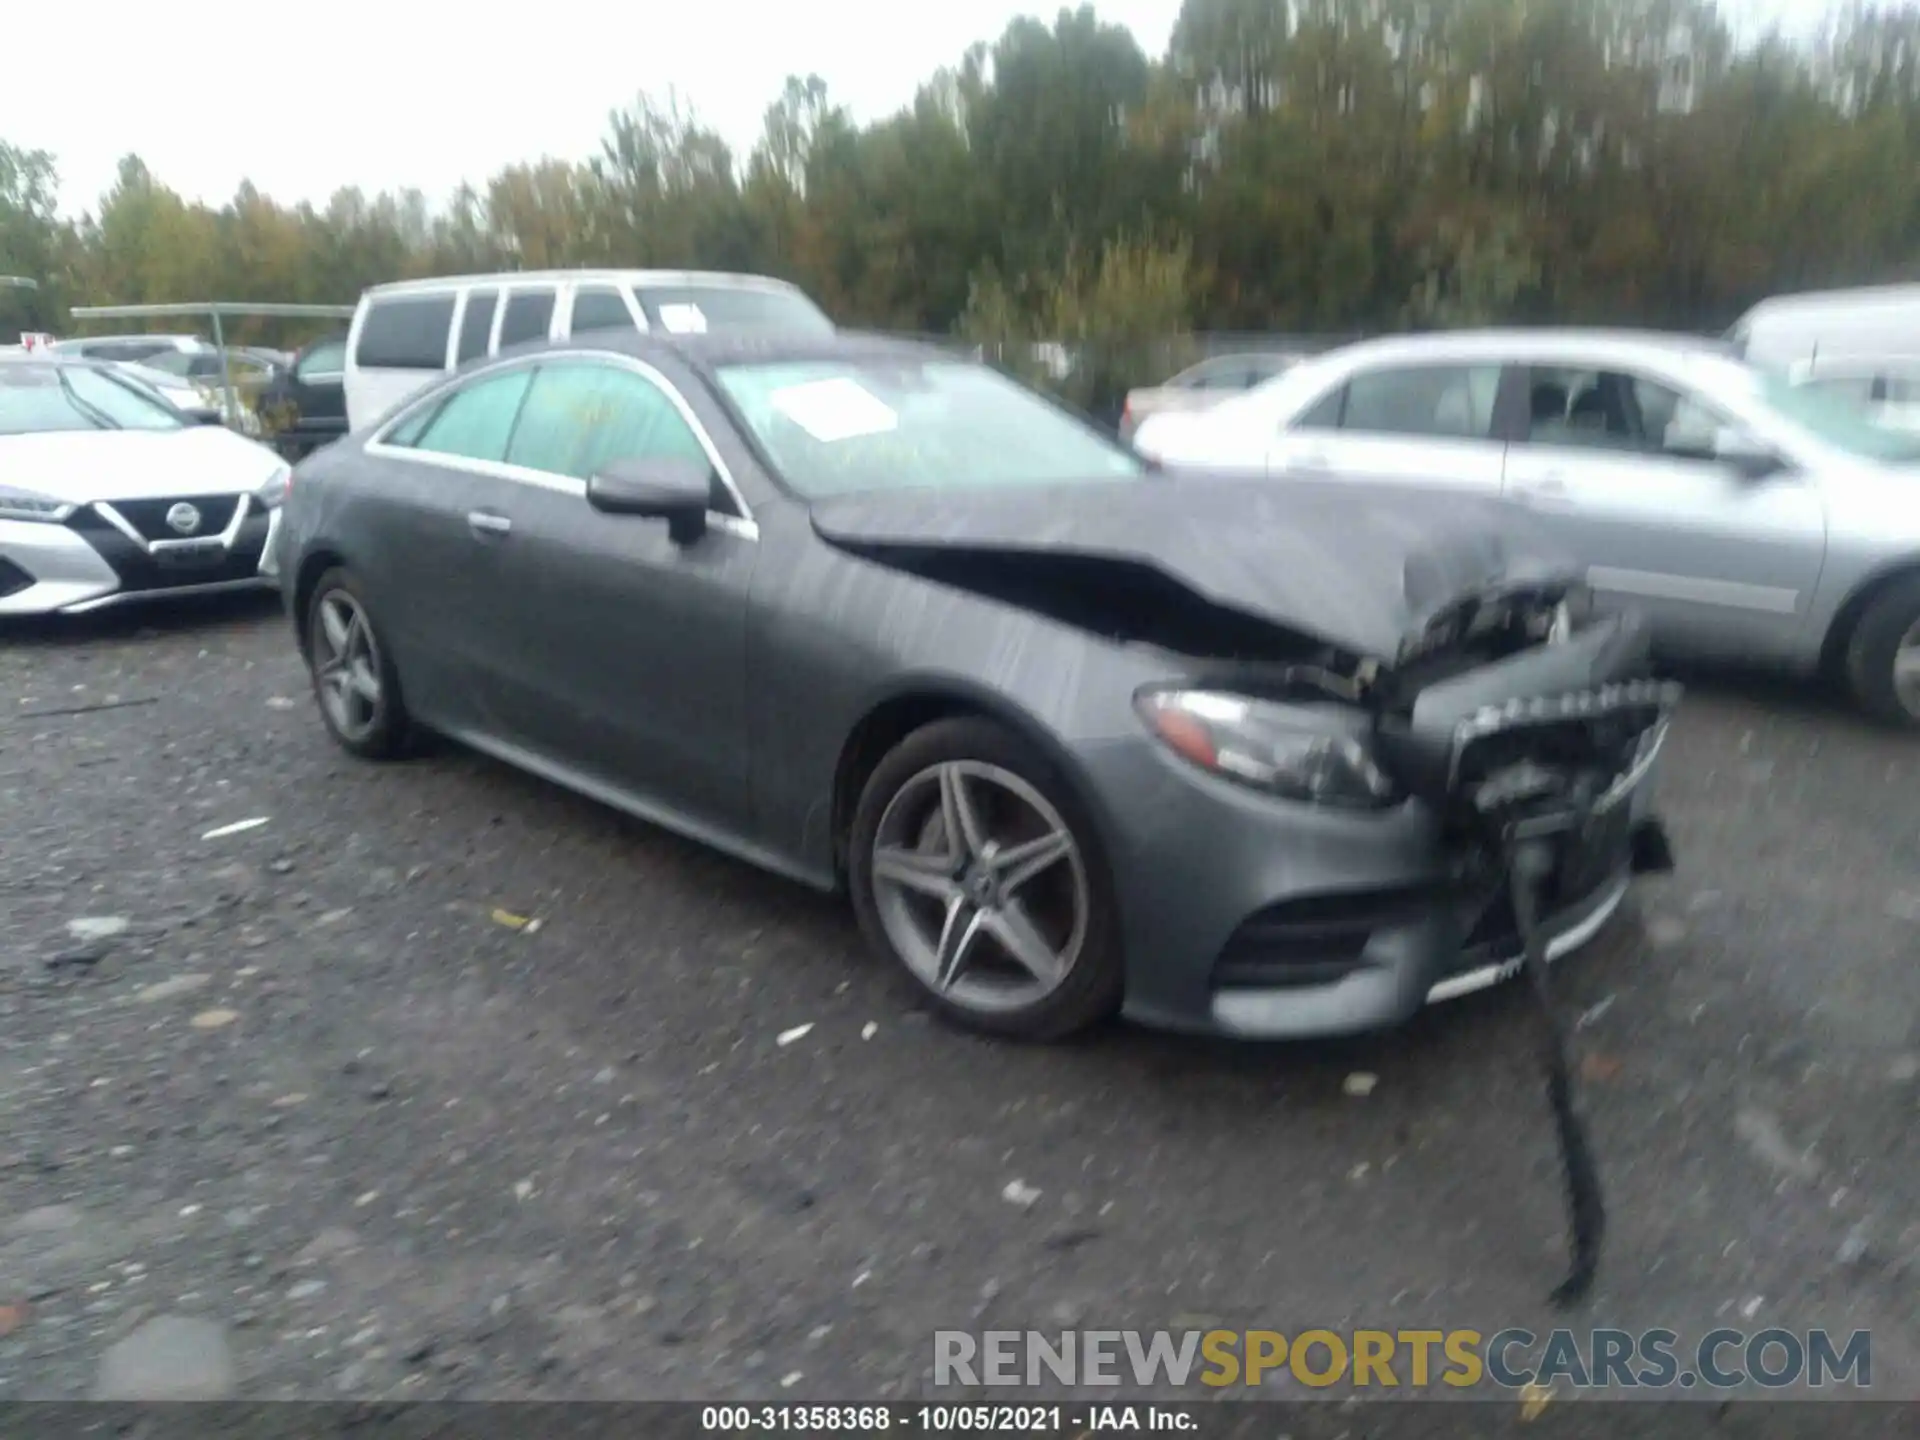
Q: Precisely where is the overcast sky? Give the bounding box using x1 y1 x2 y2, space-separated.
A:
4 0 1825 219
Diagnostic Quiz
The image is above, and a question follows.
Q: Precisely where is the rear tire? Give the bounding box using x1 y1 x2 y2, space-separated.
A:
1843 574 1920 730
848 717 1124 1041
305 567 411 759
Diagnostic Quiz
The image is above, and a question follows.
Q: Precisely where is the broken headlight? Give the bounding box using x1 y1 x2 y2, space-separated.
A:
1135 687 1404 809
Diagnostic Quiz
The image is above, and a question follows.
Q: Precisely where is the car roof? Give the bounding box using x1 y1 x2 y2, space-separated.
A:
361 269 814 300
1304 327 1742 370
488 327 949 374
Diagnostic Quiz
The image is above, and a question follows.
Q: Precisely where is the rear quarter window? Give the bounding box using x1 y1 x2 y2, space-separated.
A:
498 289 557 348
354 296 456 370
456 291 498 364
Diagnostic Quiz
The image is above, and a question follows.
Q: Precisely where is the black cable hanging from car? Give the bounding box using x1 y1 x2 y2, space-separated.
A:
1506 836 1605 1306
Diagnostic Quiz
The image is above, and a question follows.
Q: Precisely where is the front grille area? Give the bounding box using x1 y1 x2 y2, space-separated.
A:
67 510 270 594
104 495 242 541
0 554 33 599
1214 885 1440 990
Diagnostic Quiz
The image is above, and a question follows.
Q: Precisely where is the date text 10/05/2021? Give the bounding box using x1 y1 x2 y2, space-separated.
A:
701 1406 1192 1433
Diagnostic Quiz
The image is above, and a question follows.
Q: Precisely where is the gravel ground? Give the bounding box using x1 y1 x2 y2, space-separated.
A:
0 593 1915 1405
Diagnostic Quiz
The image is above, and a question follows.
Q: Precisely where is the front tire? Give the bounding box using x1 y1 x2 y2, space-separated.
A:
1843 574 1920 730
848 717 1124 1041
306 567 411 759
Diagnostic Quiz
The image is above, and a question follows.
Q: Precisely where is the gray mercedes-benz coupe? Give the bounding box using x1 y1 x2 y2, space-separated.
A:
276 330 1678 1043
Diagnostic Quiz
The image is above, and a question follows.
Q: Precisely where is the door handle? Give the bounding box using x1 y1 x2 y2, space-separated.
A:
1291 449 1332 472
467 510 512 539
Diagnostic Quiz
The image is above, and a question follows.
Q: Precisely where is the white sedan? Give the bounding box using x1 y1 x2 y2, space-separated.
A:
0 356 290 615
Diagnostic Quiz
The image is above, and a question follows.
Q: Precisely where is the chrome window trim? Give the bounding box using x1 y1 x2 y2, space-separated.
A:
365 349 757 538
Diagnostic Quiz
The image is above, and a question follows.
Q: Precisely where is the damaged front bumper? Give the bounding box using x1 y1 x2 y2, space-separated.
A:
1095 613 1678 1041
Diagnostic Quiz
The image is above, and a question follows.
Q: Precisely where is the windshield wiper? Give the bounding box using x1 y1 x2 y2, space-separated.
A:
55 370 122 430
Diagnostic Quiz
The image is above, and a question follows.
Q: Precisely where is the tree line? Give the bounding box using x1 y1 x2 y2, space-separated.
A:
4 0 1919 385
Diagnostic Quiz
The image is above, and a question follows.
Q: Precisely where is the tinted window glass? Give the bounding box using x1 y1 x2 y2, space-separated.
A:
457 291 498 363
1343 364 1500 439
505 361 716 495
635 285 832 336
1522 368 1738 460
296 338 347 378
355 295 456 370
399 368 535 462
1294 386 1345 429
570 287 637 335
498 289 556 349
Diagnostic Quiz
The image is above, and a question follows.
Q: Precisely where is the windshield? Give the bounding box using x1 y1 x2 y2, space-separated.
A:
637 285 834 338
0 363 187 434
1742 367 1920 462
715 358 1146 498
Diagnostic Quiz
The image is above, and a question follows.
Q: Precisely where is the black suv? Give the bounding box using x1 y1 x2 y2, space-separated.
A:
257 332 348 460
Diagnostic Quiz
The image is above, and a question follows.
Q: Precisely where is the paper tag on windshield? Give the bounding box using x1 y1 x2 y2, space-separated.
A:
656 303 708 334
770 378 899 442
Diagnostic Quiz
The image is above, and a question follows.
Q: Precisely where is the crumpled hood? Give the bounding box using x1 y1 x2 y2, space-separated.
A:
0 426 285 503
809 472 1580 663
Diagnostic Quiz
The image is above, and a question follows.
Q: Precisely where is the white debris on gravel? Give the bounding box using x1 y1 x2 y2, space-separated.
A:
1733 1107 1822 1181
288 1280 327 1300
93 1316 236 1400
782 1371 803 1388
1001 1179 1042 1209
1645 916 1688 948
1884 892 1920 923
201 817 270 840
1342 1072 1377 1097
265 696 296 710
861 1022 878 1040
66 917 129 941
513 1179 534 1200
776 1024 814 1047
1576 995 1617 1031
133 975 211 1004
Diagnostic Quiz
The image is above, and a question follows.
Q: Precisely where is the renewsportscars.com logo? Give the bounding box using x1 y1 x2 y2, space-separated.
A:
933 1327 1873 1391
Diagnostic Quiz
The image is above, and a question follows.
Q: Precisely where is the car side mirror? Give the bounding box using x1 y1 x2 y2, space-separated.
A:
1712 426 1785 480
185 406 226 426
586 455 711 543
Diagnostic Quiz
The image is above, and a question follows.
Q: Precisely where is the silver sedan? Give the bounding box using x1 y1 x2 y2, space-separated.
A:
1134 329 1920 728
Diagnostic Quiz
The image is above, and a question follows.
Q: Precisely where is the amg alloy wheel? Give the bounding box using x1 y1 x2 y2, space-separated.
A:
849 718 1123 1040
306 568 410 758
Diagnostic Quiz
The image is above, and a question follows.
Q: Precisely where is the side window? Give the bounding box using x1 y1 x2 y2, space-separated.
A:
389 367 535 464
1294 385 1345 430
504 361 725 508
354 296 455 370
569 286 638 336
1342 364 1500 439
497 289 557 349
456 291 497 364
295 338 346 379
1634 377 1729 460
